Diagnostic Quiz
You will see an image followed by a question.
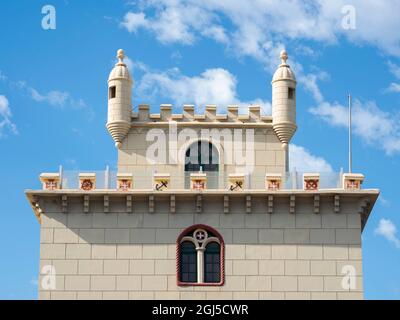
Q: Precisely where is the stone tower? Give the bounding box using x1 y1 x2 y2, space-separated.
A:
26 49 379 300
106 49 133 149
272 50 297 172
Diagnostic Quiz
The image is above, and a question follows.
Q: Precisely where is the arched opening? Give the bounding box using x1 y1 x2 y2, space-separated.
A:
177 224 224 286
180 241 197 283
204 242 221 283
184 141 219 189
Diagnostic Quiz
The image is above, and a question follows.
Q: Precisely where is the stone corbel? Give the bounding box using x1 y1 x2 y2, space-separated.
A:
290 195 296 214
267 195 274 214
126 195 133 213
358 197 370 215
196 195 202 213
224 195 229 214
61 195 68 213
31 195 43 217
334 195 340 213
83 195 90 213
246 195 252 214
104 195 109 213
314 195 320 214
170 195 176 213
149 195 155 213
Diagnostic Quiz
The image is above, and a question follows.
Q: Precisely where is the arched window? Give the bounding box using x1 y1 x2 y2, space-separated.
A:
184 141 219 189
177 225 224 286
185 141 219 172
180 242 197 283
204 242 221 283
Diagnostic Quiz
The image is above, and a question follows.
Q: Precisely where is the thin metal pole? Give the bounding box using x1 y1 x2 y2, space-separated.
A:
348 94 352 173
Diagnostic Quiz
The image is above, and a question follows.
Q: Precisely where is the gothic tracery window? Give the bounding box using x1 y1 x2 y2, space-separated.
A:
177 225 224 286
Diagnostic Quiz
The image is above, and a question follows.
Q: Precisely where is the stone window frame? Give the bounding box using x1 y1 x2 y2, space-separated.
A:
176 224 225 287
109 85 116 99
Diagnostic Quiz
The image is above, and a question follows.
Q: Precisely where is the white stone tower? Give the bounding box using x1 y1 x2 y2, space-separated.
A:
28 46 379 301
106 49 133 149
272 50 297 171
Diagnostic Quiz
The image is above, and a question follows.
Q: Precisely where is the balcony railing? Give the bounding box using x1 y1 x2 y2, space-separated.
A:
36 169 365 191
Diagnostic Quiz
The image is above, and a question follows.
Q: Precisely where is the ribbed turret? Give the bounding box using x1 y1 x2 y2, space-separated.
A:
106 49 133 149
272 50 297 171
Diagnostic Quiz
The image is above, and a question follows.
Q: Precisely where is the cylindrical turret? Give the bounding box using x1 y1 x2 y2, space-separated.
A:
272 50 297 171
107 49 133 149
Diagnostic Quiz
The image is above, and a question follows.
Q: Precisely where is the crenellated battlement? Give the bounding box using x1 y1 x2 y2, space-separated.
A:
131 104 272 124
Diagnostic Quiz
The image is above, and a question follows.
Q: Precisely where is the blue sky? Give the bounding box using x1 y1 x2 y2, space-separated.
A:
0 0 399 299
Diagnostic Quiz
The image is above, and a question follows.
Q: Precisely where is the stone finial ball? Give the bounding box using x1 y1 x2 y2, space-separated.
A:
115 142 122 149
280 50 288 62
117 49 125 60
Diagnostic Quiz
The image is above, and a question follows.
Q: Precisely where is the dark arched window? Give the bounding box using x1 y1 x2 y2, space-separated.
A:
185 141 219 172
204 242 221 283
184 141 219 189
180 241 197 283
177 224 224 286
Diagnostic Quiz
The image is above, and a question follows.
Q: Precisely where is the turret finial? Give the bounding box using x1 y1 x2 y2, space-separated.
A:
280 50 288 65
116 49 125 65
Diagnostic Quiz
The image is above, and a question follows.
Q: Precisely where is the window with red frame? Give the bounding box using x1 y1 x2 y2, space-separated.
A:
177 225 224 286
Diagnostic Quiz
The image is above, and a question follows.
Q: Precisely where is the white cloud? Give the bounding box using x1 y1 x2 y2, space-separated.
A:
123 56 134 72
298 72 325 104
375 218 400 249
0 95 17 138
385 61 400 93
387 61 400 79
121 3 218 45
121 1 400 156
136 65 271 114
29 88 87 109
386 83 400 93
0 95 11 118
1 71 88 110
289 144 333 173
310 100 400 155
0 71 7 81
379 195 390 207
30 89 70 107
121 1 400 58
121 12 149 33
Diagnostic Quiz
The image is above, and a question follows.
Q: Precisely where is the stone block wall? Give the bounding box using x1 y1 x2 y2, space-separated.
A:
118 128 286 189
37 195 364 300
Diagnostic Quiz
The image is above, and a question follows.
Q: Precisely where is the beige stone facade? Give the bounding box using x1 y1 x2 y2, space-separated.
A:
26 49 379 300
31 192 375 300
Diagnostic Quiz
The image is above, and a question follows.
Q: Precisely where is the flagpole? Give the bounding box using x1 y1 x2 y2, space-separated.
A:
348 94 352 173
